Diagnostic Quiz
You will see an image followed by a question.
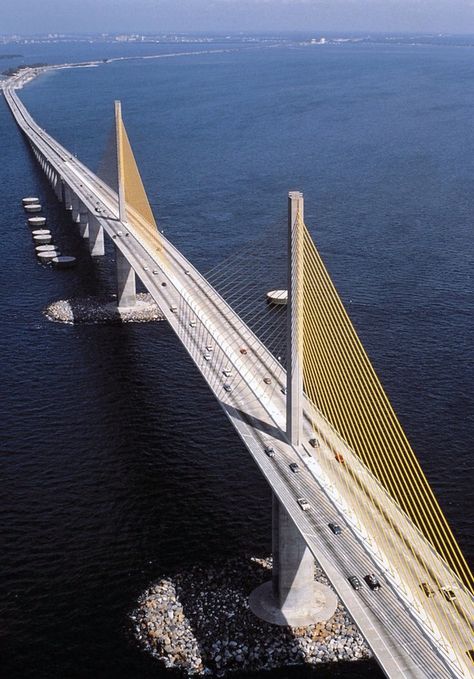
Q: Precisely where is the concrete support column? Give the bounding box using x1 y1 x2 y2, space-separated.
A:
71 194 81 223
88 215 105 256
116 246 136 308
64 184 73 210
55 177 63 202
79 204 89 238
249 493 337 627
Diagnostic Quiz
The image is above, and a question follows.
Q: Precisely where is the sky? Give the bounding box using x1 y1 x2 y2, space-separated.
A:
1 0 474 35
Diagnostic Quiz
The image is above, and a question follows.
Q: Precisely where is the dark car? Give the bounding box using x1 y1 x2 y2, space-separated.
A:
348 575 361 591
440 587 456 602
328 523 342 535
264 445 275 458
309 438 320 448
365 574 381 591
289 462 300 473
420 582 435 598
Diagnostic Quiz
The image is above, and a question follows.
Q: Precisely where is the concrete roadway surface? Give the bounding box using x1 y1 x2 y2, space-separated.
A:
4 73 473 679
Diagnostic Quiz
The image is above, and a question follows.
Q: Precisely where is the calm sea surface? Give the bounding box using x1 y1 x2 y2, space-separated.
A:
1 39 472 678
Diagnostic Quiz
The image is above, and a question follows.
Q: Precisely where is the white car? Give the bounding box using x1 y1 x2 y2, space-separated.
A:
297 498 310 511
189 319 196 327
203 353 211 361
222 368 232 377
170 305 177 313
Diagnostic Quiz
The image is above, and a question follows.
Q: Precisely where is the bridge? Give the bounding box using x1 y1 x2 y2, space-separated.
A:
3 67 473 679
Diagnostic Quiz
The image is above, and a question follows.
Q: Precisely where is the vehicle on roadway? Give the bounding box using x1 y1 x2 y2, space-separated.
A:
264 444 275 458
143 266 149 271
281 386 287 395
170 305 177 313
289 462 300 474
335 453 345 464
205 344 213 352
309 438 320 448
440 586 456 602
297 497 310 511
328 523 342 535
203 353 211 361
348 575 362 590
263 377 271 384
240 347 248 355
222 368 232 377
152 269 158 274
420 582 436 598
365 574 381 591
161 282 167 287
223 384 232 393
189 319 196 327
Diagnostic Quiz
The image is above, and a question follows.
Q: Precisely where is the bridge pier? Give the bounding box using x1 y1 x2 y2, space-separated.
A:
115 246 136 307
249 494 337 626
64 185 73 211
79 204 89 238
88 215 104 256
71 194 81 223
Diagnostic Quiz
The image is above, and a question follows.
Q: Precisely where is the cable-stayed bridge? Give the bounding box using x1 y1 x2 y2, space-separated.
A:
3 69 473 679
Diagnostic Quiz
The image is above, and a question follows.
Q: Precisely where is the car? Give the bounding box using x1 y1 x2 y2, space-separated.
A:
152 269 158 275
143 266 149 271
117 231 123 237
223 384 232 393
222 368 232 377
263 377 271 384
203 353 211 361
170 305 177 313
420 582 435 598
289 462 300 473
240 347 248 355
185 269 191 275
189 319 196 327
328 523 342 535
161 282 167 287
205 344 213 352
348 575 362 591
125 233 129 237
281 386 287 395
309 438 320 448
335 453 345 464
440 586 456 602
297 498 310 511
364 574 381 591
264 445 275 458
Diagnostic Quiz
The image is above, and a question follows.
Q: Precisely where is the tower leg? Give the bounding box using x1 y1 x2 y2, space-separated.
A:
88 215 105 256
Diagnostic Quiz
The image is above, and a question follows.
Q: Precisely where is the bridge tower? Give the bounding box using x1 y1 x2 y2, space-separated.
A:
114 100 136 308
249 191 337 627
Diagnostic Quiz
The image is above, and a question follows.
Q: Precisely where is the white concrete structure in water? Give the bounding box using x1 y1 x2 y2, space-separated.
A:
266 289 287 305
24 203 42 213
27 216 46 227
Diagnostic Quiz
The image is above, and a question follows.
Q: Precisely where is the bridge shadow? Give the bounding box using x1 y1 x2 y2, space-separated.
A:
223 404 287 444
136 556 375 676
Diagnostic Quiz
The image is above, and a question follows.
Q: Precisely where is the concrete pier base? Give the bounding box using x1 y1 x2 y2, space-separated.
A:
64 185 73 211
71 194 81 223
249 494 337 627
88 215 105 256
116 246 136 307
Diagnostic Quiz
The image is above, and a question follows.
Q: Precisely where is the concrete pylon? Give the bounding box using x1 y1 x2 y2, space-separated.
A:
88 215 105 256
249 192 337 627
287 190 304 446
64 185 73 211
79 205 89 238
250 495 337 626
116 246 136 308
71 194 81 223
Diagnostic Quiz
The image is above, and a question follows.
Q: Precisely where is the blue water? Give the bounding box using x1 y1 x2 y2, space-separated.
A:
1 40 472 678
